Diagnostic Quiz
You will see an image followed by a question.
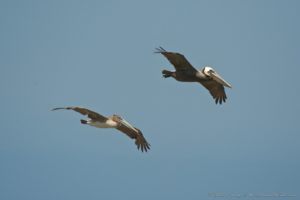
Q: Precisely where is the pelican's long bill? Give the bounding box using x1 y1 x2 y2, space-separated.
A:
120 117 139 133
210 71 232 88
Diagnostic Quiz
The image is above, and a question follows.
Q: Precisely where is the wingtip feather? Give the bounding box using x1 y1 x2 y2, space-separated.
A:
154 46 167 53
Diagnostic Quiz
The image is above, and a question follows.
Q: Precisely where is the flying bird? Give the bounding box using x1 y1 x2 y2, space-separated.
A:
52 106 150 152
155 47 232 104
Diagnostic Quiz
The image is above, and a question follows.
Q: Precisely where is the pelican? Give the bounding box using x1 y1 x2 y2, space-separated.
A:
52 106 150 152
155 47 232 104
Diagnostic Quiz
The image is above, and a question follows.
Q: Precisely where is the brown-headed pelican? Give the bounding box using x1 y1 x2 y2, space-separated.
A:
52 107 150 152
155 47 232 104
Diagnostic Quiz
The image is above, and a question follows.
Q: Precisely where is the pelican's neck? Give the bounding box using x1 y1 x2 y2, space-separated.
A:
195 70 209 80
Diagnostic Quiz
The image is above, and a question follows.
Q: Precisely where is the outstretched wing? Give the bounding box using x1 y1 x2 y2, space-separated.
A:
114 117 150 152
199 81 227 104
52 106 107 121
155 47 197 72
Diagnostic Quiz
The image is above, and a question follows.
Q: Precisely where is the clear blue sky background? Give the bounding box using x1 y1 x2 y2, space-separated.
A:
1 0 299 199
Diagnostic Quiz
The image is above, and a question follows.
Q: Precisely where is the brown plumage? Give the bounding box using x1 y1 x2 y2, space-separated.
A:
52 107 150 152
155 47 232 104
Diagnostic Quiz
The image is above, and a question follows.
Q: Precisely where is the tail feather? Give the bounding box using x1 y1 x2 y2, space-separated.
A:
162 70 173 78
80 119 87 124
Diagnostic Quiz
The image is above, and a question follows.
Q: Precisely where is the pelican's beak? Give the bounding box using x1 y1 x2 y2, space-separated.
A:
121 118 139 133
210 71 232 88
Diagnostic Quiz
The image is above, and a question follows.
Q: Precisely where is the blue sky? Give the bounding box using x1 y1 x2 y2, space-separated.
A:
1 0 299 199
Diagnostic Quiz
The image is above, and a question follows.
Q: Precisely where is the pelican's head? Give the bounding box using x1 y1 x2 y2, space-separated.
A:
112 114 123 121
203 66 232 88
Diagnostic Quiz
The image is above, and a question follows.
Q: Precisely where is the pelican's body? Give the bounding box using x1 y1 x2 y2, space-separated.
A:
52 106 150 152
155 47 232 104
165 68 206 82
88 118 118 128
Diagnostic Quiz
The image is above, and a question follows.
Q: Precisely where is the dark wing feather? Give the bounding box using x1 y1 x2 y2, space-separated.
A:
52 106 107 120
116 123 150 152
199 80 227 104
155 47 197 71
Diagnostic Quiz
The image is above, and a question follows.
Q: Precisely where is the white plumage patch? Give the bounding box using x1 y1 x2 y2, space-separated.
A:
88 119 118 128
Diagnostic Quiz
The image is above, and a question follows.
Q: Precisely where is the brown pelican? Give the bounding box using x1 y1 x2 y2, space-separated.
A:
155 47 232 104
52 107 150 152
